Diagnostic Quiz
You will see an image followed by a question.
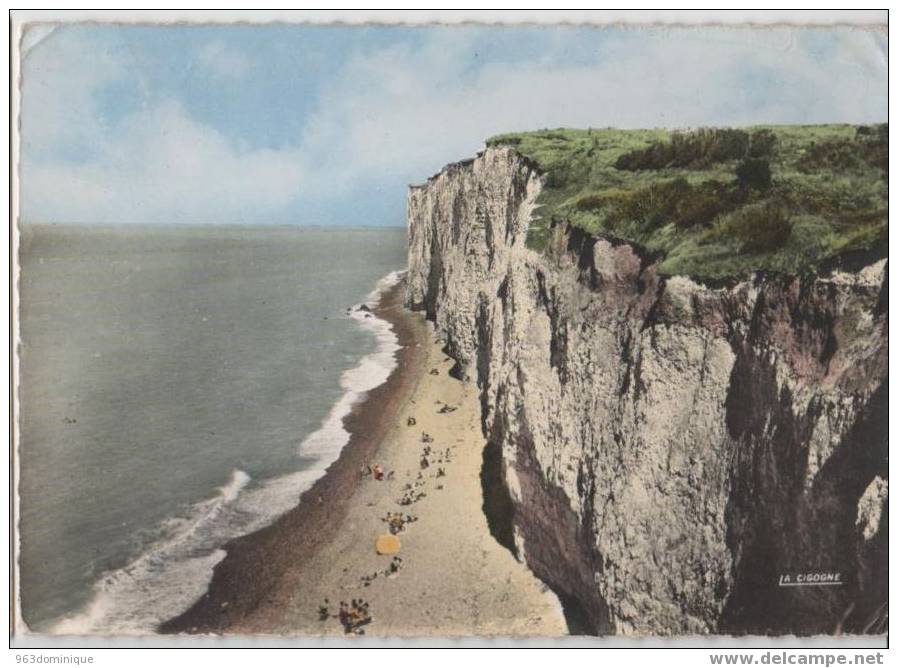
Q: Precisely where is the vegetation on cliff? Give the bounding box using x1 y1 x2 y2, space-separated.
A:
486 125 887 278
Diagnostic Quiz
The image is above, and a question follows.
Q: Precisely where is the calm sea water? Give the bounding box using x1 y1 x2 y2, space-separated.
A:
17 224 407 633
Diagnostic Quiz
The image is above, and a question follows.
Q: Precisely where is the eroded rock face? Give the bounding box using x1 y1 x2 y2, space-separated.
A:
406 146 888 636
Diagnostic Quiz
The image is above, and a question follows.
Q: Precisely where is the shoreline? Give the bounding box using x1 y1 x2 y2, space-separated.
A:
160 280 431 634
161 277 567 637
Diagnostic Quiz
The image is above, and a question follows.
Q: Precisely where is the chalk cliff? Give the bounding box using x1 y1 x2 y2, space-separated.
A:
405 146 888 635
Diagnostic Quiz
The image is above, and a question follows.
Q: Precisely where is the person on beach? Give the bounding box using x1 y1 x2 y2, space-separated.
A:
364 463 385 481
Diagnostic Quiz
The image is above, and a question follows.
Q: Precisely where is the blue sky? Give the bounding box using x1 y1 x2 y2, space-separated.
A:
19 23 887 226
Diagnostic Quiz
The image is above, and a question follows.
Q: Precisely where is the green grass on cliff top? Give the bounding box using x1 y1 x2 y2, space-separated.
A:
486 125 887 279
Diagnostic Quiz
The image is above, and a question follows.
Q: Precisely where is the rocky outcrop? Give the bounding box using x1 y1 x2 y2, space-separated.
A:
406 146 888 636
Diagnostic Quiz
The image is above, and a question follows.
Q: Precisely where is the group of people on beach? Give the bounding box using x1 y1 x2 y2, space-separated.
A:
318 396 465 635
359 556 404 588
338 599 372 635
398 481 427 506
317 598 373 635
382 510 418 535
420 437 454 472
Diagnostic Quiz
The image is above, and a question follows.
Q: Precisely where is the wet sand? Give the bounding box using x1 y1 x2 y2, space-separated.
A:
161 280 566 637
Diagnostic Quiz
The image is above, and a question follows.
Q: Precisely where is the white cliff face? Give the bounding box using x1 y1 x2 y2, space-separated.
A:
857 477 888 542
406 146 888 636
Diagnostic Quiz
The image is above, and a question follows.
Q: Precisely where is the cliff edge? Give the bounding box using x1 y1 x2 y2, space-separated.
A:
405 144 887 636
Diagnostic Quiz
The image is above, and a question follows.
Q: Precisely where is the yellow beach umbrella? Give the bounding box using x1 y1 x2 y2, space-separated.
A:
375 534 401 555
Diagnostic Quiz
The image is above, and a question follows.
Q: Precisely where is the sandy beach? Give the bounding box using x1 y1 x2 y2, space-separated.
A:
162 280 566 637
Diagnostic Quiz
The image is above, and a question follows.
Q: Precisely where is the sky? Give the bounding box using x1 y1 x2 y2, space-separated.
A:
18 23 888 226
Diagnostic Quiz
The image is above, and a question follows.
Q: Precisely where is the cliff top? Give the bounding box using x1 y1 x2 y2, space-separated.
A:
486 125 887 278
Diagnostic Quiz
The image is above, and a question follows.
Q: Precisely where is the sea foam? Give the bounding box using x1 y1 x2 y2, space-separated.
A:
298 269 402 458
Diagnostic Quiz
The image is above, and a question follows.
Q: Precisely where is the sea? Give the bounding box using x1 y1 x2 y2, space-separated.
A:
16 224 407 634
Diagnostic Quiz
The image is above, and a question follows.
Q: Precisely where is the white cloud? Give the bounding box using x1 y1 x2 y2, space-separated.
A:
20 29 125 161
20 30 302 224
18 25 887 224
22 99 305 223
298 27 887 195
196 41 253 81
